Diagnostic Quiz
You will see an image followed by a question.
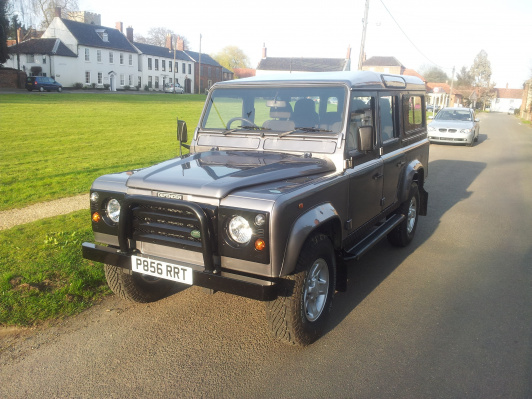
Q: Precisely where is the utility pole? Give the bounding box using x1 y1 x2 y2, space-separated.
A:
449 66 455 106
198 34 202 94
358 0 370 70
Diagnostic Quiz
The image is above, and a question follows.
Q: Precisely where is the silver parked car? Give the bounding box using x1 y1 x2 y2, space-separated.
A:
164 83 184 94
428 107 480 146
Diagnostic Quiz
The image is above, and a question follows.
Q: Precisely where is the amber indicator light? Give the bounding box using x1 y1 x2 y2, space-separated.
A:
255 239 266 251
92 212 101 223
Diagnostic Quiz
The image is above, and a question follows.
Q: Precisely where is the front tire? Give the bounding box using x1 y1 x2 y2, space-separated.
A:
104 264 173 303
266 234 336 346
388 182 420 247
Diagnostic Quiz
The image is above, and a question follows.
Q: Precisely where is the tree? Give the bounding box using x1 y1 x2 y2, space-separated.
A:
455 66 474 87
135 27 189 50
419 65 449 83
30 0 79 29
0 0 9 65
470 50 495 110
213 45 250 71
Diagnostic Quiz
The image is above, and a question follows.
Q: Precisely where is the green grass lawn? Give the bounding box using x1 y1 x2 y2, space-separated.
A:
0 92 206 327
0 92 206 211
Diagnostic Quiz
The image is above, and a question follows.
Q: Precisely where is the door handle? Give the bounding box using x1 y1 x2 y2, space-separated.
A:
372 173 384 180
396 161 406 167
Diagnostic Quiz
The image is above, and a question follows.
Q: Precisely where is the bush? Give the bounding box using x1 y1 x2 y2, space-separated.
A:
73 82 83 90
91 83 96 89
103 84 110 90
144 85 149 91
124 85 130 90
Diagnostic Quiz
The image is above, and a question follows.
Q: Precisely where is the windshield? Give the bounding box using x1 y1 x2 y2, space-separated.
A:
435 109 473 121
201 85 347 134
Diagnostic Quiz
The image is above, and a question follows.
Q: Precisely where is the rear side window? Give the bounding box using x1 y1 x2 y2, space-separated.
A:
402 95 425 134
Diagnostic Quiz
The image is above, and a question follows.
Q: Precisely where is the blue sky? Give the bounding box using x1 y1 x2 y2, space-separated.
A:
72 0 532 88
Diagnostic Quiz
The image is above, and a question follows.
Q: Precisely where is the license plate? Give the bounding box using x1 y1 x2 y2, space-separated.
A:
131 255 193 285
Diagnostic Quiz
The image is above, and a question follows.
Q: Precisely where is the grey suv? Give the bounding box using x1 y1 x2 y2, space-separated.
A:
82 71 429 345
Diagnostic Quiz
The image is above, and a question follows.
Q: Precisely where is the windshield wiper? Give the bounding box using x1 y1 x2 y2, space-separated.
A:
279 127 332 137
223 126 271 135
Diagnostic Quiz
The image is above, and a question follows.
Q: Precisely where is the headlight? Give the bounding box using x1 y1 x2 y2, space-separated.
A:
428 126 436 132
460 128 472 133
105 199 121 223
228 216 252 244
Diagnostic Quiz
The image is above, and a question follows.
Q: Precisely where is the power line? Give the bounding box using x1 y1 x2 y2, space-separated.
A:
378 0 450 71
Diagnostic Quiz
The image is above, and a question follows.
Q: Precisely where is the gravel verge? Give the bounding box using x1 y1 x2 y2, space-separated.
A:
0 194 88 231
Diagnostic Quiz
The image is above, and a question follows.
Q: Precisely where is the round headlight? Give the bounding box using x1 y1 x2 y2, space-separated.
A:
228 216 252 244
106 199 121 223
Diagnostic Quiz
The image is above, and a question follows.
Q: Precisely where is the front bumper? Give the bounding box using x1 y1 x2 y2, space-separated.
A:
82 242 279 301
428 131 473 144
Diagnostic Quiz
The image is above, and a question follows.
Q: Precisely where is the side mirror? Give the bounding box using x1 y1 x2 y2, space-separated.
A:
177 120 188 143
357 126 375 152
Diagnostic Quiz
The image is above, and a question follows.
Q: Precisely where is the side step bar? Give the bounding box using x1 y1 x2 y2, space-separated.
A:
343 214 405 261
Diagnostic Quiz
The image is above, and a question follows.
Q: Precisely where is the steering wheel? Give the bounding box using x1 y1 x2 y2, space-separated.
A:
226 117 259 130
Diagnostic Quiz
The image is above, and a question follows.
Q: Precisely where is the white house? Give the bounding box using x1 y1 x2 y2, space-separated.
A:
6 13 196 92
489 87 523 113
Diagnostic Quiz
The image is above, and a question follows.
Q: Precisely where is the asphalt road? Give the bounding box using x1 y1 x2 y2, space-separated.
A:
1 112 531 398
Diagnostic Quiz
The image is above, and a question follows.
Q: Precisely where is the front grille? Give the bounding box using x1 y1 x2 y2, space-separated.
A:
131 203 203 252
438 128 458 133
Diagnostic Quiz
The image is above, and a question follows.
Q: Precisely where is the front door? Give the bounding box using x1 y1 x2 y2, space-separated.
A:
346 92 384 231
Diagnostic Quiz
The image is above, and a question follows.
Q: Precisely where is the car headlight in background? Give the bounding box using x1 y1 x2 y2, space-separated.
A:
460 128 472 133
105 199 121 223
228 215 252 244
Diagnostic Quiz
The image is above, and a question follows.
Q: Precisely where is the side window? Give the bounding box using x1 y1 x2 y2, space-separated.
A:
402 95 425 134
348 95 375 152
379 96 396 142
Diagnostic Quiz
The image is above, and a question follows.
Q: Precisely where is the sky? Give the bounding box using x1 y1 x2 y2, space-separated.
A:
68 0 532 89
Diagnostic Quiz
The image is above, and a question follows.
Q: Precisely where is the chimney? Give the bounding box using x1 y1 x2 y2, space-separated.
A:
55 7 61 18
176 36 184 51
17 27 23 43
165 34 173 51
116 22 123 33
126 26 133 42
262 43 267 59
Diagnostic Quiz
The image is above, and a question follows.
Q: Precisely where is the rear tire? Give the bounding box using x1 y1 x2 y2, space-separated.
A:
104 264 173 303
388 182 420 247
57 87 62 92
39 86 44 92
266 234 336 346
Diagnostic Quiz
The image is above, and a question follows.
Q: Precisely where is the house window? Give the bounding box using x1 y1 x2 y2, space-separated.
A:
120 53 124 65
109 52 114 63
85 48 90 61
85 71 91 84
148 76 152 88
138 76 142 88
97 50 102 63
42 56 46 64
162 60 166 71
169 62 172 72
182 63 185 74
120 74 125 86
129 54 133 66
188 64 191 74
148 58 152 70
155 76 159 89
155 59 159 71
98 72 103 84
175 61 178 70
129 75 133 86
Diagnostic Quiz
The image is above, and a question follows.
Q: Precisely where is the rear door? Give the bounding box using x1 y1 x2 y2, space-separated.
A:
379 93 404 209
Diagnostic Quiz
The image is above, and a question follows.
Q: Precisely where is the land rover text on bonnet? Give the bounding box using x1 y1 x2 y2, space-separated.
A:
82 71 429 346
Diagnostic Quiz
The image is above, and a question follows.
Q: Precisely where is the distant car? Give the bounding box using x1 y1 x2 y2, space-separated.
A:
508 107 515 115
26 76 63 92
426 104 440 112
428 107 480 147
164 83 184 94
